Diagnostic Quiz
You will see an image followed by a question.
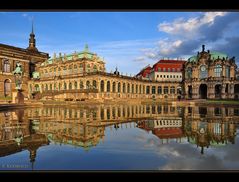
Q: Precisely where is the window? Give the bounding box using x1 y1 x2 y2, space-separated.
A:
3 60 10 73
158 86 162 94
93 65 98 72
167 75 169 78
170 86 175 94
160 75 162 78
163 68 166 72
187 67 192 79
164 75 166 78
146 86 150 94
64 83 67 90
80 81 84 89
86 81 90 89
87 64 91 73
168 68 170 72
93 80 97 89
225 66 230 78
163 86 168 94
152 86 156 94
74 81 77 89
113 82 116 92
123 83 126 93
214 64 222 77
127 83 130 93
100 80 104 92
107 81 110 92
118 82 121 93
172 68 175 72
132 84 134 93
68 82 72 90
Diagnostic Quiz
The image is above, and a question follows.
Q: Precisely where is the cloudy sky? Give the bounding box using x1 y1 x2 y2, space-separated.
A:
0 12 239 75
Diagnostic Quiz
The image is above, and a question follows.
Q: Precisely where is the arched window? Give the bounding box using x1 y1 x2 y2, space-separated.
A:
35 84 40 92
123 83 126 93
80 81 84 89
225 66 230 78
187 67 192 79
170 86 175 94
87 64 91 73
200 65 208 79
46 84 48 91
164 86 168 94
69 65 73 74
79 64 83 73
136 85 138 94
127 83 130 93
64 82 67 90
112 82 116 92
118 82 121 93
58 83 61 90
86 81 90 89
74 81 77 89
100 80 104 92
69 82 72 90
143 85 145 94
132 84 134 94
214 64 222 77
152 86 156 94
3 59 10 73
158 86 162 94
4 79 11 96
50 84 52 90
93 65 98 72
93 80 97 89
146 86 150 94
107 81 110 92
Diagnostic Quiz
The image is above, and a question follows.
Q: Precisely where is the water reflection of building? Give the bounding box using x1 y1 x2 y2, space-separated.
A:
0 110 49 169
0 104 238 161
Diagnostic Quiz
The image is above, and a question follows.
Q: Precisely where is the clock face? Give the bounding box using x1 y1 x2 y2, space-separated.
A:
201 65 206 71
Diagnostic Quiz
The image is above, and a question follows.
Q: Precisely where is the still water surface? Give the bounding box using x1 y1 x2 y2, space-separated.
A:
0 104 239 170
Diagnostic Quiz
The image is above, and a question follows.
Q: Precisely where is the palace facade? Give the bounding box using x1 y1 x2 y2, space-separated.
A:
1 28 239 102
184 45 239 99
0 27 48 102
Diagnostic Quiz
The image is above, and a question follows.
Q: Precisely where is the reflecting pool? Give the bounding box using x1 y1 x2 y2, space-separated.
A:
0 104 239 170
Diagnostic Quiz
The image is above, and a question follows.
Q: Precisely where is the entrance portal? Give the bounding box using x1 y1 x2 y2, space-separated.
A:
188 85 192 99
199 84 207 99
215 84 222 99
235 84 239 100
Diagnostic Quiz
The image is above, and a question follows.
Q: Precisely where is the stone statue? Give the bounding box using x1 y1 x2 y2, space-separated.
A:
13 62 23 90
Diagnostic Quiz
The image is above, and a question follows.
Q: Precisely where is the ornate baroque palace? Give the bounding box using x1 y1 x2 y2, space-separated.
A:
0 28 239 103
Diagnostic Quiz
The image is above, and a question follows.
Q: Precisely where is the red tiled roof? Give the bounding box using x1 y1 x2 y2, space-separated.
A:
152 128 183 139
152 60 186 72
136 65 152 77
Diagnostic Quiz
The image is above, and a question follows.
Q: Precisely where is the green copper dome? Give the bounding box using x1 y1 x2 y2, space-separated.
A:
210 51 228 60
188 56 198 62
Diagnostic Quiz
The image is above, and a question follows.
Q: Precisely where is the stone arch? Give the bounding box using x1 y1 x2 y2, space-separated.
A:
199 84 207 99
234 84 239 100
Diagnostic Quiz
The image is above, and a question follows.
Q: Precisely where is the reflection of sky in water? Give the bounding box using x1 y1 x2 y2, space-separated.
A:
0 123 238 170
0 105 239 170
